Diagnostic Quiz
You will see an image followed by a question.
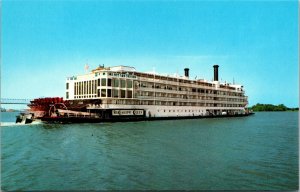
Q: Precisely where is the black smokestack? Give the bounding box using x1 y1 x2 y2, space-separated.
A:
213 65 219 81
184 68 189 78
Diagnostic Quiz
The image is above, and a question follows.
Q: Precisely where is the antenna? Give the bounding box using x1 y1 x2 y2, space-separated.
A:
233 77 235 85
85 63 89 73
85 59 89 72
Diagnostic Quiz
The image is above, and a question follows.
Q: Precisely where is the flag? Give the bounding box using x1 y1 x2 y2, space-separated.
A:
85 64 89 71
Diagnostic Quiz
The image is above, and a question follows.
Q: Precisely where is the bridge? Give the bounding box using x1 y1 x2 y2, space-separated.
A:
1 98 32 105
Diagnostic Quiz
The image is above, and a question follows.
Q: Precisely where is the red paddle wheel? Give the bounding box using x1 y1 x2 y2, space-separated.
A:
28 97 69 118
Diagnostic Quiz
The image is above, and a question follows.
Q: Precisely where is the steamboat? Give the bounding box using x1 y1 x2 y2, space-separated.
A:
23 65 253 123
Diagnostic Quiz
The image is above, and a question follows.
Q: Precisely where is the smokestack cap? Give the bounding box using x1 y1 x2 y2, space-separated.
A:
184 68 189 78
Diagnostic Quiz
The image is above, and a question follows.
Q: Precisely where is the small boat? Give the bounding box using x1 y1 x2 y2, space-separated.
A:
16 113 34 124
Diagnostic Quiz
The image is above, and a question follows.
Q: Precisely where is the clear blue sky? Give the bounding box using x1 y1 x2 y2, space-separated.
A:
2 0 299 108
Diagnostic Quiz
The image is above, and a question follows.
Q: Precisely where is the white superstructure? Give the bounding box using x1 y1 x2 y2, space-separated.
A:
65 65 248 118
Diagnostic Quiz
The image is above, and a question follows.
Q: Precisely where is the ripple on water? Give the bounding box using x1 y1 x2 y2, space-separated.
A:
1 112 298 190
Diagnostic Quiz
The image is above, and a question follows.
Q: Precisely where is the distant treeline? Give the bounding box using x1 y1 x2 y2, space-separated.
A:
250 103 299 111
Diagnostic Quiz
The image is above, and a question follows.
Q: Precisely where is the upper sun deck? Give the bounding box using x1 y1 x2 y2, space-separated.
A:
67 65 244 92
92 65 136 72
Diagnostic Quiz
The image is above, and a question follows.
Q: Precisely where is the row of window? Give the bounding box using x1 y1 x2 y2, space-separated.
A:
97 78 133 88
74 80 97 96
105 100 244 107
96 89 133 98
139 82 243 96
138 90 245 99
157 109 204 113
155 109 242 113
72 78 134 97
137 92 246 102
74 95 97 99
71 89 134 99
